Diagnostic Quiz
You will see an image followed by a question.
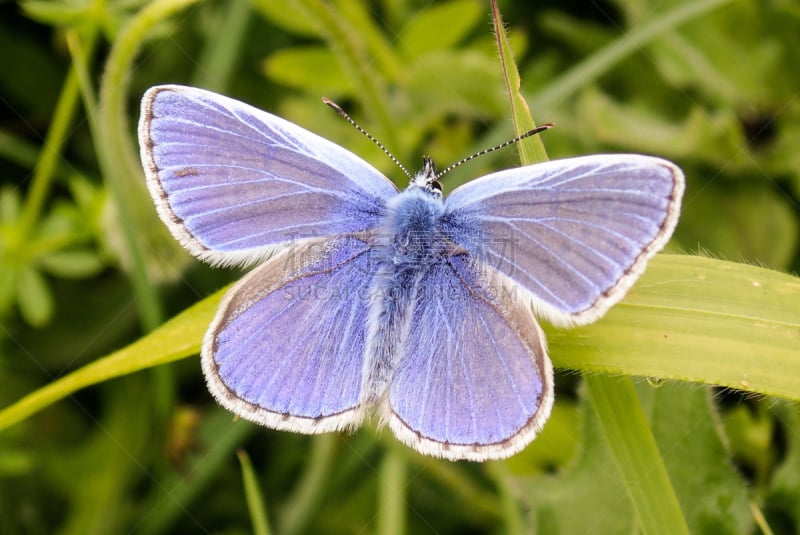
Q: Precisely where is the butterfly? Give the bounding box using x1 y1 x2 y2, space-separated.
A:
138 85 684 461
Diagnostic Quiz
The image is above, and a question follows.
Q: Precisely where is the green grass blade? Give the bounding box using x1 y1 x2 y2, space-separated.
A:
278 434 337 535
585 376 690 535
17 58 85 240
533 0 734 110
487 461 525 535
0 288 222 432
376 448 406 535
491 0 548 165
135 411 256 535
191 0 253 92
237 449 271 535
96 0 202 330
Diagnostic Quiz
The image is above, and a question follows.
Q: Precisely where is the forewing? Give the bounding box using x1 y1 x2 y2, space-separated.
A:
386 257 554 461
202 236 375 432
139 85 398 265
443 154 684 326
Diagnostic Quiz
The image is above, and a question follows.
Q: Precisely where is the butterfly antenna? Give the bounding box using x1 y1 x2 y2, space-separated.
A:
322 98 414 180
433 123 555 180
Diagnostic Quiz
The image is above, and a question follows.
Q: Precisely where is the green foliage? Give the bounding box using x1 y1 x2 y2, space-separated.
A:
1 0 799 534
238 449 271 535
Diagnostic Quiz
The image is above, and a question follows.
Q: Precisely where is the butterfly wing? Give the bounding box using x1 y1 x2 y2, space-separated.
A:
385 256 554 461
139 85 398 266
442 154 684 326
202 236 375 432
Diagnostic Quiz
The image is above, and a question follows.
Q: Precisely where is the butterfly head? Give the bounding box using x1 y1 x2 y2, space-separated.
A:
408 156 443 198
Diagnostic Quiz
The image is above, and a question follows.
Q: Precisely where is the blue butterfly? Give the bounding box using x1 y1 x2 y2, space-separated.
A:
138 85 683 461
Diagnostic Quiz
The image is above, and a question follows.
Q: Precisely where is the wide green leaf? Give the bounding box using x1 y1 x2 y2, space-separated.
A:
646 381 751 534
522 387 635 533
549 254 800 400
398 0 483 58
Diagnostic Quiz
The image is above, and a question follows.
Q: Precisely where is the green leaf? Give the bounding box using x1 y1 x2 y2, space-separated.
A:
0 446 35 477
647 381 751 534
645 2 781 105
36 201 81 238
532 0 735 111
398 0 483 58
571 88 748 169
22 0 93 26
0 268 16 312
277 434 339 535
523 387 635 533
765 402 800 530
549 255 800 401
0 129 40 171
93 0 200 330
723 403 774 485
263 46 351 95
506 402 580 475
772 106 800 198
539 10 615 53
405 50 505 118
249 0 321 37
0 185 21 225
38 250 105 278
678 180 799 270
333 0 402 81
292 0 397 150
16 267 53 327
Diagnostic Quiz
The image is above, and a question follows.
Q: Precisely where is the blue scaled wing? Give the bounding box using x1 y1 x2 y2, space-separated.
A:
442 154 684 326
138 85 398 266
202 236 375 432
385 256 554 461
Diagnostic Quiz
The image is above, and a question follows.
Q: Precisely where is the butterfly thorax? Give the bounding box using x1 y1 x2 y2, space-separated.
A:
362 185 458 404
383 187 447 267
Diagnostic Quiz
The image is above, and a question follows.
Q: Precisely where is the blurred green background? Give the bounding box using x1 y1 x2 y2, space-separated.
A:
1 0 799 533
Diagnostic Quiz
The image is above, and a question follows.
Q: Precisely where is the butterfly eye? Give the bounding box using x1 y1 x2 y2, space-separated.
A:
429 180 443 195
